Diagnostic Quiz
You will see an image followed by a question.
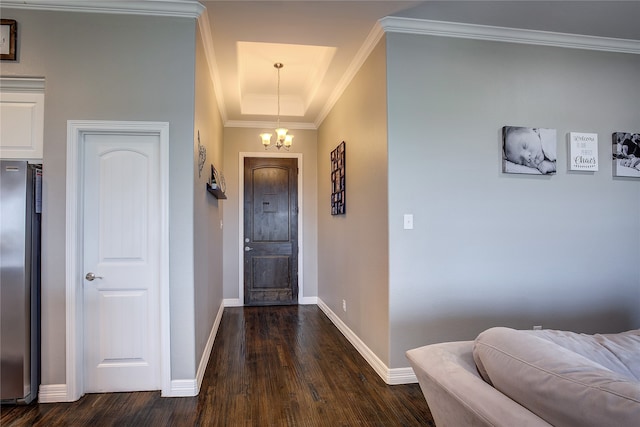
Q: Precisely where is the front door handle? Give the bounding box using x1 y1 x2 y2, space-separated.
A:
85 272 103 281
244 246 253 252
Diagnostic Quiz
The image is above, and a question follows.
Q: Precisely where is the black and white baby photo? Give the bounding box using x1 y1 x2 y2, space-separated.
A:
503 126 557 175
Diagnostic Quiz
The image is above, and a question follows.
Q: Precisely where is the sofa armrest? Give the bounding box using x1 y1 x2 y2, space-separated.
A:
407 341 551 427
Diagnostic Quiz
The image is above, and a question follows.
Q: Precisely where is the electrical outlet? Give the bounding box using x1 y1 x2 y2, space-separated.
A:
342 299 347 312
533 325 543 330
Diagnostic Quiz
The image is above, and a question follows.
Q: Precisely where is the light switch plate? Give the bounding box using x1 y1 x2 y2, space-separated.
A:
403 214 413 230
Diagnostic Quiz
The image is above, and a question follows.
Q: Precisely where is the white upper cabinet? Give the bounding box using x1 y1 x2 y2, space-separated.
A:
0 77 45 161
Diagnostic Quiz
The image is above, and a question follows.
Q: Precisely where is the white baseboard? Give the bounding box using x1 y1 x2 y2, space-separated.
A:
195 301 225 390
389 367 418 385
223 298 242 307
38 384 72 403
165 300 226 398
224 297 317 306
316 298 417 385
39 374 202 401
168 379 198 397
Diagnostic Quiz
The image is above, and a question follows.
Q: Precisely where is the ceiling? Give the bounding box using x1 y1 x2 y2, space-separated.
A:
4 1 638 129
200 0 640 129
201 1 421 128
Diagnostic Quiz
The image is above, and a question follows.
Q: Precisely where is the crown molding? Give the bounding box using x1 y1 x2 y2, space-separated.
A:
313 15 640 128
197 9 228 123
314 20 385 128
379 16 640 55
0 1 205 18
225 120 317 131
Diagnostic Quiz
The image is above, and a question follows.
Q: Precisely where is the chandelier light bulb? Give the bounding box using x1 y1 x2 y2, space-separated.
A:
276 128 288 142
284 135 293 148
260 133 272 148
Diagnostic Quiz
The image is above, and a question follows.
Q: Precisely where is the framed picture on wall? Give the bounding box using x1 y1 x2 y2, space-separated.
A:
502 126 557 175
568 132 598 171
612 132 640 178
1 19 17 61
331 141 346 215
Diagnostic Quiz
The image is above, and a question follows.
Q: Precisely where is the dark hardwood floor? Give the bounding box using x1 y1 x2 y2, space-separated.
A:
1 305 434 426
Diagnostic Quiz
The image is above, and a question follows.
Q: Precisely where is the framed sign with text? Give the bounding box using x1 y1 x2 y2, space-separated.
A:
568 132 598 171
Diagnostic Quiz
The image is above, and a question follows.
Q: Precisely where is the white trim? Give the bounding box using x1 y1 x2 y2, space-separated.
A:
0 77 45 93
315 21 385 127
379 17 640 55
65 120 171 402
223 297 319 307
169 379 198 397
38 384 70 403
0 0 205 18
65 124 83 402
194 301 225 393
314 15 640 127
316 298 388 383
158 124 171 398
389 367 418 385
238 152 304 305
197 7 227 124
226 120 317 131
223 298 243 307
316 298 416 385
299 296 318 305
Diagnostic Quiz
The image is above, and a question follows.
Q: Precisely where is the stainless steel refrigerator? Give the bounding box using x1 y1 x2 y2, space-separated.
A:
1 160 42 404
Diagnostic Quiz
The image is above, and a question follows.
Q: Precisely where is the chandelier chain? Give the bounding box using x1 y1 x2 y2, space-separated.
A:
259 62 292 150
277 65 281 128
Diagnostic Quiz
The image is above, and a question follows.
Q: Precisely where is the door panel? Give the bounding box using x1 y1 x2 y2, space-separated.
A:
83 133 160 392
244 158 298 305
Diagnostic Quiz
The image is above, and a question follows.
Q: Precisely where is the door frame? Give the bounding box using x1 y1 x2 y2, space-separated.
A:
238 152 306 305
65 120 171 401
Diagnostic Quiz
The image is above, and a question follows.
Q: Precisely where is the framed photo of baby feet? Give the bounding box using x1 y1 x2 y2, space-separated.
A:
612 132 640 178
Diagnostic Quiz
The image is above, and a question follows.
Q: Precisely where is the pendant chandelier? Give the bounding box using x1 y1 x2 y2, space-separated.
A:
260 63 293 150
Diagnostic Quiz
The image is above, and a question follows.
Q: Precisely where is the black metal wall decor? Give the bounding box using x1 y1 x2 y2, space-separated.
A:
197 130 206 178
331 141 346 215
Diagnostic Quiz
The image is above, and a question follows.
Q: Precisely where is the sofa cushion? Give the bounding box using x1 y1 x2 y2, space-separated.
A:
522 328 640 380
473 327 640 427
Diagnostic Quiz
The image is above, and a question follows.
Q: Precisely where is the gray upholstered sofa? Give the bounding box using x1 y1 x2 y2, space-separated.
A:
406 327 640 427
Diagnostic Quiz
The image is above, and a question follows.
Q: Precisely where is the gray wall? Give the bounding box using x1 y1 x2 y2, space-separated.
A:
0 9 198 384
222 127 318 303
317 40 391 365
193 24 225 371
387 33 640 367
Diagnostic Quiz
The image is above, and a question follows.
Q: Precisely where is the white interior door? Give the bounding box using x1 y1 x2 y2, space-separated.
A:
82 132 161 393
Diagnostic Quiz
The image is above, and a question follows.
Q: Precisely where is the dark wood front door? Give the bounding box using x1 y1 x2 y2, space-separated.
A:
244 157 298 305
